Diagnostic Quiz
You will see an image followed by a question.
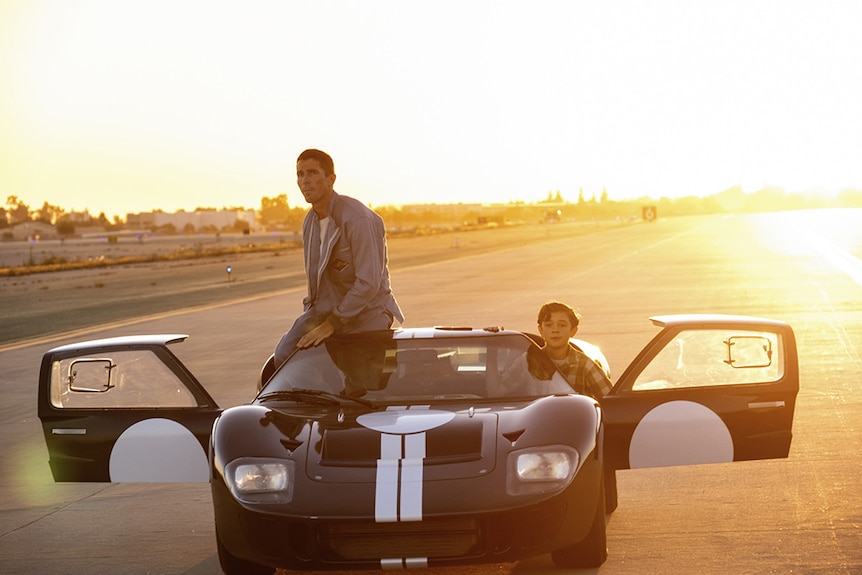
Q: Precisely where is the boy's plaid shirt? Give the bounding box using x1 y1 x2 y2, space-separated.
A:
555 345 613 401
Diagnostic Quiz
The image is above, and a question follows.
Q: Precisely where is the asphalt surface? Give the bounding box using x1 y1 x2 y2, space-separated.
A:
1 209 860 575
0 221 612 345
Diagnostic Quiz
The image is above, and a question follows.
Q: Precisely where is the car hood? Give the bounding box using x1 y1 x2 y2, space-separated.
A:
306 406 498 483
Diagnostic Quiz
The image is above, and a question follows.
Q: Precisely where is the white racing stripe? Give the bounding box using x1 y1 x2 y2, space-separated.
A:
381 557 428 569
358 407 455 567
376 435 401 522
400 433 425 522
371 413 433 523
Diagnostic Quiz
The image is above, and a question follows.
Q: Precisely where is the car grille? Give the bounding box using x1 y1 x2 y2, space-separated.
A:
320 518 480 560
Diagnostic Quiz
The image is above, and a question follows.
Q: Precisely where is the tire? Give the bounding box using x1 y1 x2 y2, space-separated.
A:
550 480 608 568
605 466 619 514
216 531 275 575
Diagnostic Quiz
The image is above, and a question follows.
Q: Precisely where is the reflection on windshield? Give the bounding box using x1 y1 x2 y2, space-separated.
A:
325 337 391 397
261 331 574 402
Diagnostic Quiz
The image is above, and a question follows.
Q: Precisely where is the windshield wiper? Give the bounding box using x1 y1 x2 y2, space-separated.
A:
257 388 377 408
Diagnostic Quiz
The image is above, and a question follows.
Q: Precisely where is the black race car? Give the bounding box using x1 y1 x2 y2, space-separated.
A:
37 315 798 574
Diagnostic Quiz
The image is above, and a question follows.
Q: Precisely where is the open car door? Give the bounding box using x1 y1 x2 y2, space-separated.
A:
602 315 798 471
37 335 221 482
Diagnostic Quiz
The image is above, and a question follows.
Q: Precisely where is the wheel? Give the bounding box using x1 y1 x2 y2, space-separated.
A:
604 466 619 513
216 531 275 575
550 480 608 568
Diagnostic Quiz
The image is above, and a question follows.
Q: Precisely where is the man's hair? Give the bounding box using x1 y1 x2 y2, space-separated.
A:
537 300 581 328
297 149 335 176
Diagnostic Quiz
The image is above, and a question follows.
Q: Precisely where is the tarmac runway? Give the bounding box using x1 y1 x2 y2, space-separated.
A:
0 221 612 345
1 209 860 575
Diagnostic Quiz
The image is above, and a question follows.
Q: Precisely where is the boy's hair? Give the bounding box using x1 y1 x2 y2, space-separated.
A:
537 301 581 328
297 148 335 176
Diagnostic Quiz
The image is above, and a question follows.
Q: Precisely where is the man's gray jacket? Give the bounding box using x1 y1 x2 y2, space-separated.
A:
302 191 404 333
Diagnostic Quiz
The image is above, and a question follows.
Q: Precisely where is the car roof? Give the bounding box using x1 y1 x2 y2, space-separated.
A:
46 334 189 354
44 328 522 356
392 326 514 339
650 314 791 330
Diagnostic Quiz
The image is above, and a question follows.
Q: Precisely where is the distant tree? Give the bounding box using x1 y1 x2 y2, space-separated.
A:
287 206 306 228
230 218 250 233
0 207 8 228
5 196 31 224
87 211 122 230
35 201 64 224
553 190 564 203
671 195 711 215
373 205 402 227
183 222 196 233
600 188 609 203
837 189 862 207
260 194 290 225
578 188 585 205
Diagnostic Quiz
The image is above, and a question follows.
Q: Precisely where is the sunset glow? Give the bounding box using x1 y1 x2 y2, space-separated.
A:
1 1 860 219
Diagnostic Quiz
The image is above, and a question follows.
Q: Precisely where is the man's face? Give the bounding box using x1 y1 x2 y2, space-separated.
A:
296 158 335 207
538 311 578 351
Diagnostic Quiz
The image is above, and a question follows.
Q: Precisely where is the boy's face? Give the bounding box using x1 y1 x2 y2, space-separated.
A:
538 311 578 352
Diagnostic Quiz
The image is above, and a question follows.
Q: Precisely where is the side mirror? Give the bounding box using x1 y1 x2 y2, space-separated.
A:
725 336 773 369
68 358 116 393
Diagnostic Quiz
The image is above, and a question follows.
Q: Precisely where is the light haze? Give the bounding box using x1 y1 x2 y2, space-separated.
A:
1 1 859 219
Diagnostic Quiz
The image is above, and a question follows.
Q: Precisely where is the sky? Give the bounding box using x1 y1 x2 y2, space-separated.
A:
1 1 860 220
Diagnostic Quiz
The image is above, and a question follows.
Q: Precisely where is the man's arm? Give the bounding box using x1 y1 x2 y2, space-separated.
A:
296 318 335 349
327 215 387 328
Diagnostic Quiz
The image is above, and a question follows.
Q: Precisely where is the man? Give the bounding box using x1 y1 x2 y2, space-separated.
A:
534 300 612 401
274 149 403 366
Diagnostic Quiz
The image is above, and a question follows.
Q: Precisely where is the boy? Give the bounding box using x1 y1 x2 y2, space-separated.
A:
534 301 612 402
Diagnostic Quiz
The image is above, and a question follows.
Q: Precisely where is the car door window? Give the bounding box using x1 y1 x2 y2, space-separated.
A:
50 349 198 408
632 329 783 391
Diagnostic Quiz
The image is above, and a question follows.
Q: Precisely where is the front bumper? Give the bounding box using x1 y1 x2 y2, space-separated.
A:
212 454 602 571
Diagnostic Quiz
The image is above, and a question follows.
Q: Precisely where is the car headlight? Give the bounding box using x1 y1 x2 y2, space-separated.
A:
224 458 295 504
507 446 579 495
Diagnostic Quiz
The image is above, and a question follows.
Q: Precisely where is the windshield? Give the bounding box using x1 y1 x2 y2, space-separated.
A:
260 331 573 402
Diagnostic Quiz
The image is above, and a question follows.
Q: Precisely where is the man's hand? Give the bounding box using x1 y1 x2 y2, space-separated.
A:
297 319 336 349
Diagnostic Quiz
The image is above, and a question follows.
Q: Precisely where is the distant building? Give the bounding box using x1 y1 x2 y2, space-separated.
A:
5 221 59 241
125 212 157 229
126 209 257 232
65 211 96 224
